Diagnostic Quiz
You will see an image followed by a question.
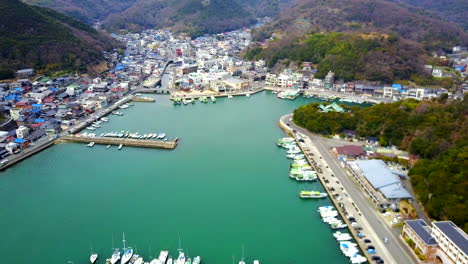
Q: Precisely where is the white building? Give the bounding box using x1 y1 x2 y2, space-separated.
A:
432 68 443 78
16 126 29 139
431 221 468 264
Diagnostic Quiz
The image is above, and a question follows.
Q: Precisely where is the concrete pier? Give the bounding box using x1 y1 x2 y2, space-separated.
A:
58 135 179 149
68 96 133 134
169 87 265 100
131 96 156 102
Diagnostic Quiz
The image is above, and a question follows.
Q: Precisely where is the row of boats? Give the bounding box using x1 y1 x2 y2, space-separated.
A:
319 205 348 229
87 119 109 131
92 234 201 264
99 131 168 141
276 137 318 181
173 93 253 105
86 142 123 150
276 134 367 263
318 206 367 264
274 90 300 100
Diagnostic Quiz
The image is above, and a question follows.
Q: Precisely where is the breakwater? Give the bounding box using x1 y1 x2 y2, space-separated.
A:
58 135 178 149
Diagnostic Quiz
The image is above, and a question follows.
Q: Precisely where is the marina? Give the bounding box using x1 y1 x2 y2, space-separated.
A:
0 93 355 264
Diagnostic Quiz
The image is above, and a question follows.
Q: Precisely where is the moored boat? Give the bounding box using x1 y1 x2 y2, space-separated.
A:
300 191 328 199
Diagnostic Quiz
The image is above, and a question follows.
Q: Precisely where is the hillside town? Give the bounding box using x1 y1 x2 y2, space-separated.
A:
0 22 467 264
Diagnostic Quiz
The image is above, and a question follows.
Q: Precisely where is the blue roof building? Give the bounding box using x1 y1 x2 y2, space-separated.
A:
354 160 412 200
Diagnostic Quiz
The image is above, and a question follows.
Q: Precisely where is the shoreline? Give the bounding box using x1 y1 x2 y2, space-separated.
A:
277 117 374 263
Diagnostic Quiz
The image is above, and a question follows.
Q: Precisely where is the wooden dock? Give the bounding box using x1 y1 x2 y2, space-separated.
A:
58 135 179 149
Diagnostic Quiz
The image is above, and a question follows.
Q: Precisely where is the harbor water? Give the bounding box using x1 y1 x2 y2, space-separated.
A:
0 92 354 263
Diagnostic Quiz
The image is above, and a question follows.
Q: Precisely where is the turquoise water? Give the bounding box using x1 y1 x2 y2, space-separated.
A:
0 92 351 264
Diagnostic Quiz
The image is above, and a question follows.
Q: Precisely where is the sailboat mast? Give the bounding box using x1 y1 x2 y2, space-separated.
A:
241 244 245 261
122 232 126 250
177 235 183 253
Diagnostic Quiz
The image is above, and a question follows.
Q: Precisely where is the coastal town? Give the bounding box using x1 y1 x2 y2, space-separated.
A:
0 18 467 264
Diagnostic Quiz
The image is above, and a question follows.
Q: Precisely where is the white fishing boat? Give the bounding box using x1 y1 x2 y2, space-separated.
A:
228 95 233 99
246 93 250 97
176 236 185 264
192 256 201 264
157 133 166 139
121 233 133 264
110 250 121 264
90 253 98 264
106 145 111 149
134 257 144 264
167 258 173 264
118 144 123 150
239 245 245 264
253 261 259 264
90 243 98 264
87 142 95 147
333 231 352 241
176 252 185 264
159 251 169 264
299 191 327 199
331 222 348 229
210 96 216 102
350 253 367 264
101 117 109 122
86 127 96 131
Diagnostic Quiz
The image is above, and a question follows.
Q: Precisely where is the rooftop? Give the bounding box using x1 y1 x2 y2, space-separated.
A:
335 145 364 157
433 221 468 256
355 159 412 199
405 219 438 245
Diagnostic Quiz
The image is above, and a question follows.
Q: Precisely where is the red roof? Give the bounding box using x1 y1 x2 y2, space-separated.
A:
335 145 365 156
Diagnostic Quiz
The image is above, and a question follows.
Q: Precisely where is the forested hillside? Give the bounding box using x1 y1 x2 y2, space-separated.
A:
390 0 468 30
251 0 468 50
23 0 137 24
293 97 468 231
0 0 119 79
23 0 287 36
102 0 256 35
244 32 426 82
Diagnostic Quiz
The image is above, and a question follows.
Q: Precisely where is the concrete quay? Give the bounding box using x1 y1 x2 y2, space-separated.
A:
169 87 265 100
278 118 374 263
279 114 417 264
68 96 133 134
0 137 57 171
264 86 388 104
131 96 156 102
57 135 178 149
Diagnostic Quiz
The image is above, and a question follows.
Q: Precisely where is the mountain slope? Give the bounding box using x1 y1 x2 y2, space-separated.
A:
23 0 137 24
102 0 256 35
389 0 468 30
0 0 119 79
252 0 468 50
22 0 293 36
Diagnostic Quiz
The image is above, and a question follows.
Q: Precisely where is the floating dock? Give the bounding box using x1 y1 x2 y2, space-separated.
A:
57 135 179 149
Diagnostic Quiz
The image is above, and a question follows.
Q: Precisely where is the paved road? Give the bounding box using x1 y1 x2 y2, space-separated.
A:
281 114 417 264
